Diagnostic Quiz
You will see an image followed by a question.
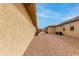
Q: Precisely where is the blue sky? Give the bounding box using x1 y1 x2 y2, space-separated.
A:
36 3 79 29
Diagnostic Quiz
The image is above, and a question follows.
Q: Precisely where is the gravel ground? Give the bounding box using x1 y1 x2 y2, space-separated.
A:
24 32 79 56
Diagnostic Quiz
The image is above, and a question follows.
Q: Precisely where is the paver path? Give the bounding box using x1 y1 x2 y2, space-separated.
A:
24 32 79 56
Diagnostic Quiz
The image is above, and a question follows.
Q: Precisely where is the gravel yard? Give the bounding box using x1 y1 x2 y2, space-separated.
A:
24 32 79 56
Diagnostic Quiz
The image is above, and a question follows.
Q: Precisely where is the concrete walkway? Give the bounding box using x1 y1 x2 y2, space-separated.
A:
24 32 79 56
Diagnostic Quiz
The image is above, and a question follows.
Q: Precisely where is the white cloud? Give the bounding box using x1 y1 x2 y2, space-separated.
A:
36 5 60 19
63 15 78 21
36 3 79 28
63 4 79 21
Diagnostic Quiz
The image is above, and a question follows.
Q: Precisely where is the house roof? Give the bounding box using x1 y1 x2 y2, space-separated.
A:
58 16 79 25
47 25 57 27
47 16 79 28
23 3 37 27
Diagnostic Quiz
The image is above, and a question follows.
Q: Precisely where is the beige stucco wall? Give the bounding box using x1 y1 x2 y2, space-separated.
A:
48 27 56 34
0 4 36 55
56 26 63 32
56 21 79 38
62 21 79 38
14 4 33 23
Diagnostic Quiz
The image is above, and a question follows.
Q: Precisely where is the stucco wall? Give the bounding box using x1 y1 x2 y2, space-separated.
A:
0 4 36 55
62 21 79 38
48 27 56 34
56 26 63 32
55 21 79 38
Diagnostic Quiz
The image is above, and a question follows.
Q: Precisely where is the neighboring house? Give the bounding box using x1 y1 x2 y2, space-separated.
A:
0 3 37 56
47 25 56 34
47 16 79 38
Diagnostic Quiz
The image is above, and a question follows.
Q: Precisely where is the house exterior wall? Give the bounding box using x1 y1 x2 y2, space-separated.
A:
62 21 79 38
23 3 37 27
48 27 56 34
56 26 63 32
55 20 79 38
0 3 36 56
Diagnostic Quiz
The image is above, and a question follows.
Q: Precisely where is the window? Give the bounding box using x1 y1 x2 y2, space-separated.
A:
63 27 65 31
70 26 74 31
